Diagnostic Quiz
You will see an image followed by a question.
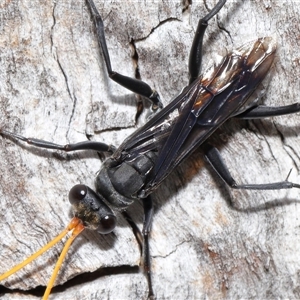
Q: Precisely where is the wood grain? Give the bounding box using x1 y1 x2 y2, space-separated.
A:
1 1 300 299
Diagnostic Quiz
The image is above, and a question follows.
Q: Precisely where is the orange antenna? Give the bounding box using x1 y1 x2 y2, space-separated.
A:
43 219 84 299
0 217 85 299
0 183 117 299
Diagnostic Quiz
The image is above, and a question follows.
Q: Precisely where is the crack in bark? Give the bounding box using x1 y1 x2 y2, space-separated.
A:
273 121 300 173
129 16 181 124
129 38 143 123
247 120 281 171
55 55 77 140
50 2 57 51
152 239 192 259
0 265 140 298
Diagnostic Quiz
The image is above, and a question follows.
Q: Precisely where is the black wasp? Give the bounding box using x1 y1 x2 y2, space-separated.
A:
1 0 300 299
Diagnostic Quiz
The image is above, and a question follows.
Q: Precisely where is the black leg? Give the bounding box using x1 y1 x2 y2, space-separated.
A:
121 211 143 254
86 0 162 110
203 143 300 190
142 196 154 299
122 199 154 299
235 103 300 119
188 0 226 84
0 129 115 153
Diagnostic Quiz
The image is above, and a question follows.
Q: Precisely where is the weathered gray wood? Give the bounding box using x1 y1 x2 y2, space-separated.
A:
1 1 300 299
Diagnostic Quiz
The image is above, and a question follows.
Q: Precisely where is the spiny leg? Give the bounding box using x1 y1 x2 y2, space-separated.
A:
0 129 115 153
85 0 162 110
142 196 154 299
235 103 300 119
189 0 227 84
121 211 143 254
203 142 300 190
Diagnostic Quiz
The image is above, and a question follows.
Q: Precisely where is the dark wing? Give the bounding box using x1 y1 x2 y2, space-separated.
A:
114 37 276 194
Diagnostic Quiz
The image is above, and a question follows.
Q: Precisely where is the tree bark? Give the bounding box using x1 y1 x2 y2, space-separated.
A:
1 1 300 299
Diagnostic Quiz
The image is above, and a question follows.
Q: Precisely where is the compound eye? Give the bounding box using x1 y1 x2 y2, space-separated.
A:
98 214 117 234
69 184 87 205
